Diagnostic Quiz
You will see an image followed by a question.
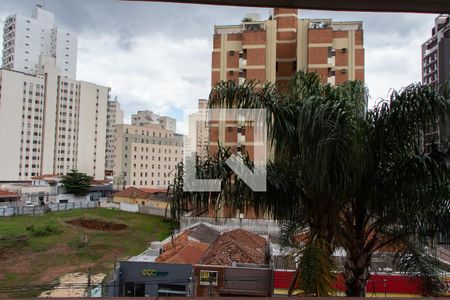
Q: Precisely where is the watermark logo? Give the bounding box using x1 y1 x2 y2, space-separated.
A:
183 108 267 192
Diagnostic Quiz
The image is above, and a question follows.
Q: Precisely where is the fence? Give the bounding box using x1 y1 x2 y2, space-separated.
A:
138 205 167 217
0 201 99 217
180 216 281 235
0 205 46 217
98 200 168 218
48 201 99 211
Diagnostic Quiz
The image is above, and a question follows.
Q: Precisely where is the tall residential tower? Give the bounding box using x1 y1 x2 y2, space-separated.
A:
422 14 450 140
212 8 364 89
106 97 124 174
2 5 78 78
0 57 109 180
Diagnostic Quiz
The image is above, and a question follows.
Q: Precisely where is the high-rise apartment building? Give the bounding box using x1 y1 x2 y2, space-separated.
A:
212 8 364 89
190 99 210 158
2 5 78 78
422 14 450 140
106 97 124 173
113 122 183 189
0 56 108 180
422 15 450 88
209 9 364 158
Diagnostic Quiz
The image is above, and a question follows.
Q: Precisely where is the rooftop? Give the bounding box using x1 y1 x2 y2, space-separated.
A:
156 240 209 264
200 228 268 266
0 189 19 198
113 187 169 200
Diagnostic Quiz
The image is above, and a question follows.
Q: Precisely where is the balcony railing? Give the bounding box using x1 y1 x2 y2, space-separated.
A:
239 58 247 68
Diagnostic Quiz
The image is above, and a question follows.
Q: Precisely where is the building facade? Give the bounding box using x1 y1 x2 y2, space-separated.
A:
209 8 364 159
0 56 108 180
113 123 183 189
188 99 210 159
421 14 450 139
2 5 78 78
106 97 124 173
212 8 364 89
131 110 177 133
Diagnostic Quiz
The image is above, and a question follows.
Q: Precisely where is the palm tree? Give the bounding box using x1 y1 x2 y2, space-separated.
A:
339 83 450 296
171 72 450 296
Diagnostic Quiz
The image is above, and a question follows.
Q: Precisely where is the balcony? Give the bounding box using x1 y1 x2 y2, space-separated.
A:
327 56 335 66
327 75 335 85
239 58 247 68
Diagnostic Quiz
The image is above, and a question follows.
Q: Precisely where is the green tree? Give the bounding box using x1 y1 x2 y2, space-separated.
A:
60 169 93 197
171 72 450 296
338 83 450 296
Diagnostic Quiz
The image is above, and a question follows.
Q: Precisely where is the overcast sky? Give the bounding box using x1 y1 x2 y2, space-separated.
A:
0 0 437 132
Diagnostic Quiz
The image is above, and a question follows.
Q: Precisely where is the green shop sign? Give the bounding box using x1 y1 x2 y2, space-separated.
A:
141 268 169 277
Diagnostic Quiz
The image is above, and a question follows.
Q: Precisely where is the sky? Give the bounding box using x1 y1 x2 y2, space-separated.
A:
0 0 438 133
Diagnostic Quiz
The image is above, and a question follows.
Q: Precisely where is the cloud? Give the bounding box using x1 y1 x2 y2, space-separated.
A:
77 31 211 122
0 0 439 123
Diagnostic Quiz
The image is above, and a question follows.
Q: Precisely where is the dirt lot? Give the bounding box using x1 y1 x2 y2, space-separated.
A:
0 208 172 298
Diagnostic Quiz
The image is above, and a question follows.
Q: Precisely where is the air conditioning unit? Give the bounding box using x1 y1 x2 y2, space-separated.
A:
342 48 347 53
229 50 235 56
229 70 234 75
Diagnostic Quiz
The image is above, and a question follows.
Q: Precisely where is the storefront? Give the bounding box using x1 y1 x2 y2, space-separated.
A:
194 265 272 297
113 261 193 297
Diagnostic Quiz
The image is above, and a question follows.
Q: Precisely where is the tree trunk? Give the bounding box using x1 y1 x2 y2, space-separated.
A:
344 247 371 297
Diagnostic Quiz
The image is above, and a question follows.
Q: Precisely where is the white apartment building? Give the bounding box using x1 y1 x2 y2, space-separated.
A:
113 123 183 189
187 99 210 159
131 110 177 133
196 99 209 158
106 97 124 172
131 110 160 126
160 116 176 132
2 5 77 78
0 56 108 181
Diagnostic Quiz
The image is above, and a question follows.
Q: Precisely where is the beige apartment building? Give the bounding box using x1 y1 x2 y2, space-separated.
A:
113 122 183 189
212 8 364 89
0 56 109 180
189 99 210 159
106 97 124 174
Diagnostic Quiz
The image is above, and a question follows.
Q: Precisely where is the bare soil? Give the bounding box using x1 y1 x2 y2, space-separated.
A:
66 218 127 231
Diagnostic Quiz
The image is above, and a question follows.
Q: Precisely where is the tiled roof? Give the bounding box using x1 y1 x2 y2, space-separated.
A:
0 189 19 198
31 174 60 180
163 230 191 251
156 240 209 264
200 228 267 266
113 187 171 199
113 187 151 198
91 179 112 185
140 188 168 194
189 223 220 244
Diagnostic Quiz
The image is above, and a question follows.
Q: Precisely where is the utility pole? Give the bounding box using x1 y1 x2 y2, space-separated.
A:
87 268 92 297
113 251 117 273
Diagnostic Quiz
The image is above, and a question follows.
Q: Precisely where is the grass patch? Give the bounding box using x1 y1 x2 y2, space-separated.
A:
0 208 172 297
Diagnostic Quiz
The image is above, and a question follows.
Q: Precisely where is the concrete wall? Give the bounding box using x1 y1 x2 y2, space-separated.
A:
180 216 280 236
54 193 90 203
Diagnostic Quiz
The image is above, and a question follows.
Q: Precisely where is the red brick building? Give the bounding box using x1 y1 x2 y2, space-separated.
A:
209 9 364 160
212 8 364 88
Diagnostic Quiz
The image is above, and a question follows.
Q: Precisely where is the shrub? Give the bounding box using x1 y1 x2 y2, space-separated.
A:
26 222 60 237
